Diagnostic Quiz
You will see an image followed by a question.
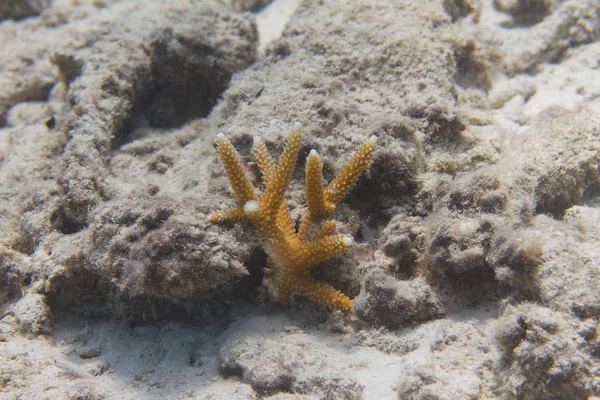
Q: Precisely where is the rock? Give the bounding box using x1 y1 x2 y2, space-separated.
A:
10 293 53 334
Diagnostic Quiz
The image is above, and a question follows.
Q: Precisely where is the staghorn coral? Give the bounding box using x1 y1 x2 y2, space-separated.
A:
210 123 377 312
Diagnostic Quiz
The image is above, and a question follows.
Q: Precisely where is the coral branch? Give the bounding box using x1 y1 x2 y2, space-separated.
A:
325 135 377 205
210 124 377 312
305 149 335 219
260 123 302 220
215 132 258 206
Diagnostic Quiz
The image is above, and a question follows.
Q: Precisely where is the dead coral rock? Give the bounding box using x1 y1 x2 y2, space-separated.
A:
379 215 424 276
0 248 34 305
419 171 528 302
443 0 482 22
50 51 85 85
426 215 491 274
89 198 250 301
488 76 537 109
0 0 52 21
443 173 508 214
398 369 481 400
516 110 600 217
197 381 257 400
5 102 53 127
415 107 600 282
59 2 258 226
364 138 421 198
220 317 363 398
206 0 465 157
354 269 444 329
351 328 420 356
529 214 600 318
65 385 103 400
421 167 530 269
486 228 543 298
448 35 499 91
222 0 273 12
0 3 97 127
147 17 257 127
396 320 497 399
493 0 556 24
40 232 114 314
494 304 600 399
0 0 259 125
0 123 67 252
342 118 423 216
263 394 318 400
10 293 53 334
27 2 258 316
420 108 599 310
502 0 600 74
564 205 600 237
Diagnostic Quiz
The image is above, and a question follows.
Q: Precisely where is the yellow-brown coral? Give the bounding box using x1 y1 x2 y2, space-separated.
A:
210 123 377 312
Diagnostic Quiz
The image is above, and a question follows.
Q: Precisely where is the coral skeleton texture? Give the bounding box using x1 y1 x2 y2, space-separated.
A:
210 123 377 311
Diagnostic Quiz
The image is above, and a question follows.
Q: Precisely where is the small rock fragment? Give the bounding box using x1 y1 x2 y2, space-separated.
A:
354 269 445 328
78 348 102 359
10 293 53 334
0 0 52 21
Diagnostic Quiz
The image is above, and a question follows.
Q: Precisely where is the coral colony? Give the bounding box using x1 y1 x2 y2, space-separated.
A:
210 123 377 311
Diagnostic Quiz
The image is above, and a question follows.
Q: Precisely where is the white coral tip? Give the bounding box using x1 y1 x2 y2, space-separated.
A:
253 136 262 145
342 235 353 246
294 121 302 128
216 132 226 141
243 200 259 214
369 134 378 143
309 149 318 157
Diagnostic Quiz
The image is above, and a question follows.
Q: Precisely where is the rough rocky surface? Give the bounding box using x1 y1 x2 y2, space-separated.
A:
1 0 599 399
220 316 364 398
0 0 52 21
354 268 445 329
1 0 259 321
494 303 600 399
493 0 557 24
